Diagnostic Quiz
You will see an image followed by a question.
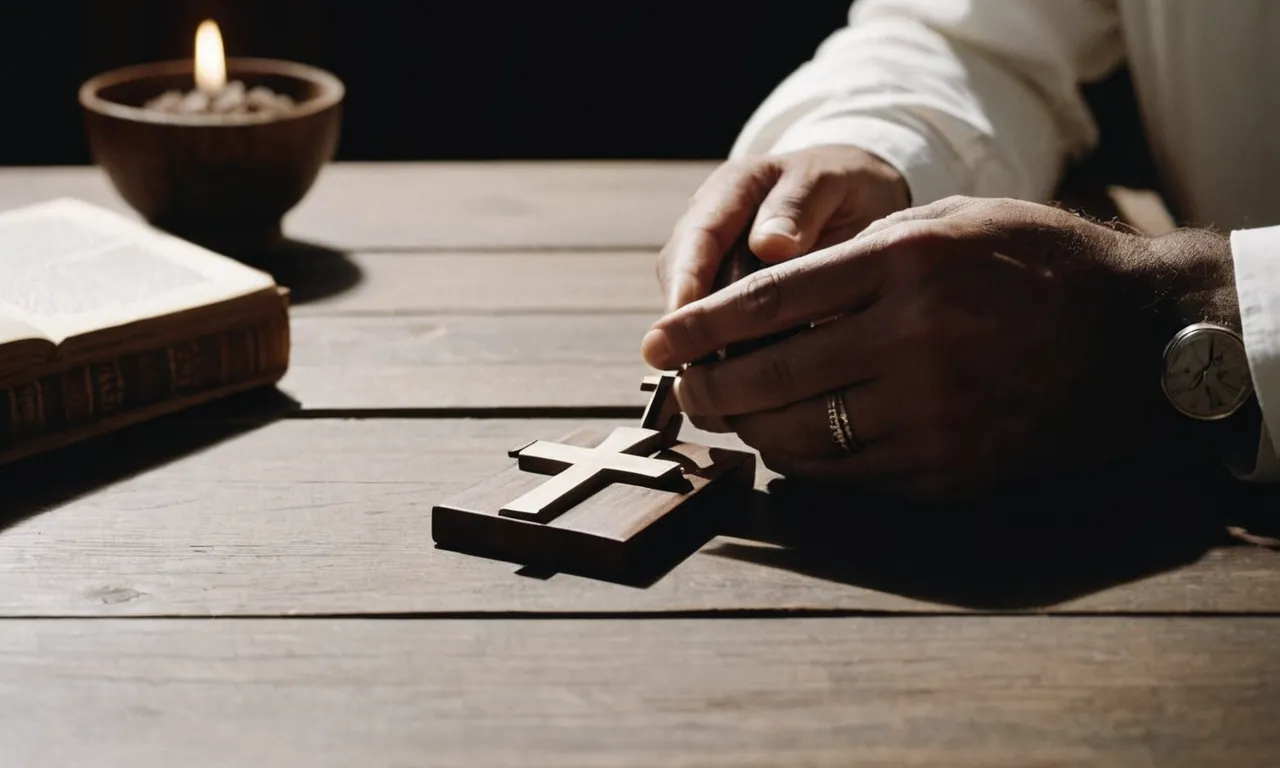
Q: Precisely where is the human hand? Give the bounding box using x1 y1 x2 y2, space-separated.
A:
657 145 910 312
642 196 1233 502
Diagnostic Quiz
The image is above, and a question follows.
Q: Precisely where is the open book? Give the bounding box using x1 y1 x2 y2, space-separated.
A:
0 198 290 464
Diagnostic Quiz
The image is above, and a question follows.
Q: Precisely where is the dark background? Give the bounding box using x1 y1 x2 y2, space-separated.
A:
0 0 856 165
0 0 1150 180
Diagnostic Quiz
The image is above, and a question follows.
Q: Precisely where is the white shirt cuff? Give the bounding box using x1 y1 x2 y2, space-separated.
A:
1228 225 1280 482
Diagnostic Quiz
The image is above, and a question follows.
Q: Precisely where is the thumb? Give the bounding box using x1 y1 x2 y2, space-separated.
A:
748 169 847 263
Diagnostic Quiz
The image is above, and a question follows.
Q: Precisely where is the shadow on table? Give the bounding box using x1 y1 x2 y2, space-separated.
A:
705 461 1271 611
0 387 300 534
241 237 363 305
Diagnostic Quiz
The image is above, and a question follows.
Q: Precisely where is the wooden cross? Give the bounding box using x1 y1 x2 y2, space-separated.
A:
432 372 756 582
499 426 684 522
495 373 686 523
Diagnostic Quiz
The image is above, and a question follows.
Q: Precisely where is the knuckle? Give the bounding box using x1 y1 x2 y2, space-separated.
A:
933 194 977 215
687 160 746 208
764 189 812 218
737 270 783 323
877 224 955 269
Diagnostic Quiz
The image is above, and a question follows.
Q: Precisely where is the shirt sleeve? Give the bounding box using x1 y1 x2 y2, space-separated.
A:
1228 226 1280 482
730 0 1126 205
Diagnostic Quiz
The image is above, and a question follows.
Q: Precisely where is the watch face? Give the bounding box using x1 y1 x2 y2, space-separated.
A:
1162 325 1253 419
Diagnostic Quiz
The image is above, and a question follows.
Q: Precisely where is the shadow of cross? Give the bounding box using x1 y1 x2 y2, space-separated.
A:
500 426 686 523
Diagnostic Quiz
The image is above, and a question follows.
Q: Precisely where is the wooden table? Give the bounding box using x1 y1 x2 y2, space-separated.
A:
1 162 1279 767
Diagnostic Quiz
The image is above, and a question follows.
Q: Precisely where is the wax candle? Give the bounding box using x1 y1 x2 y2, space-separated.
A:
143 20 296 116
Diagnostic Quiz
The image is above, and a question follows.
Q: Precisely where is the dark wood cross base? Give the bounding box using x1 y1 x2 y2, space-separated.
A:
431 426 756 585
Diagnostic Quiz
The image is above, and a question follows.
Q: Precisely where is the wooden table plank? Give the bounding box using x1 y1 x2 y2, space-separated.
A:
2 415 1275 617
281 314 656 409
1 617 1276 767
0 162 714 251
281 251 664 315
252 248 665 408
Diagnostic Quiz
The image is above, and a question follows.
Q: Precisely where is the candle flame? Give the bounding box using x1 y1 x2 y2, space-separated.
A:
194 20 226 92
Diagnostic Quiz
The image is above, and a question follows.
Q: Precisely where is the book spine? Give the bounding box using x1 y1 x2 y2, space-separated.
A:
0 311 289 450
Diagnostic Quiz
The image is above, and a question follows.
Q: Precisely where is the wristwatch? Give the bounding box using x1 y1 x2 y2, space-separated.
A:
1161 322 1254 420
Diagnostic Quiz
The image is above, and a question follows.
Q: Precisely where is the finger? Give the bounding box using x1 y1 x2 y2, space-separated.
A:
673 310 887 419
658 162 776 311
642 235 887 370
726 382 894 461
686 413 731 434
851 195 977 245
866 195 974 229
854 195 1070 260
748 167 849 264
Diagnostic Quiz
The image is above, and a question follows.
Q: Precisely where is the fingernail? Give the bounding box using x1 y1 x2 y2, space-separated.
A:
756 216 800 241
641 328 675 368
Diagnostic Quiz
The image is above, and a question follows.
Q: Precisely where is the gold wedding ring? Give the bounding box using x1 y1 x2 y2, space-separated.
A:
825 391 859 454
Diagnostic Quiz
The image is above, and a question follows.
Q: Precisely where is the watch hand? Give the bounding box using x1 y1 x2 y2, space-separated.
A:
1206 383 1220 409
1196 356 1213 378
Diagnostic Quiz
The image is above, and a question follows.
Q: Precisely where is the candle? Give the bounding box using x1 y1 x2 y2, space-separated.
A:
194 20 227 93
79 23 344 256
143 20 295 116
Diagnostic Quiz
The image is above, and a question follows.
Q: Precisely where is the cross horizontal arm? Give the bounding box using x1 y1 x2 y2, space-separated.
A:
514 441 680 481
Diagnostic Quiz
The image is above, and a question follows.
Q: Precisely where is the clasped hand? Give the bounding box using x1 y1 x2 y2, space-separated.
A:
645 184 1183 502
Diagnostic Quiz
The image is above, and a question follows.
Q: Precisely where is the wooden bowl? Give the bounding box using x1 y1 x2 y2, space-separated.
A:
79 58 344 255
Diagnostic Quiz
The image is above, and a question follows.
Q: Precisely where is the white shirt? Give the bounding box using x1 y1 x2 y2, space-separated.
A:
730 0 1280 481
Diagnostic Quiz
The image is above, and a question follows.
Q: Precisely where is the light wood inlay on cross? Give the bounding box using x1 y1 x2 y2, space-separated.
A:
500 426 683 523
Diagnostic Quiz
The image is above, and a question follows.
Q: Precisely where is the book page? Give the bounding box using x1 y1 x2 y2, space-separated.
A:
0 198 276 345
0 314 46 346
0 314 54 375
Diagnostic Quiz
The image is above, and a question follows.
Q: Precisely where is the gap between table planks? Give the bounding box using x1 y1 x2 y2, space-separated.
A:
2 164 1272 617
1 415 1276 618
1 616 1277 768
246 245 669 409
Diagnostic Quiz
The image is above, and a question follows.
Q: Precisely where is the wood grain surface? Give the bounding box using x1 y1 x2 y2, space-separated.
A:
280 314 657 409
1 617 1276 768
1 416 1275 617
245 245 667 408
0 162 714 250
283 250 663 315
1 161 1272 766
